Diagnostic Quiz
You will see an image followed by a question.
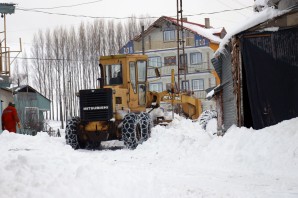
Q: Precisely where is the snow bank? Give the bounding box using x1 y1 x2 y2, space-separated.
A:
201 119 298 178
1 116 298 197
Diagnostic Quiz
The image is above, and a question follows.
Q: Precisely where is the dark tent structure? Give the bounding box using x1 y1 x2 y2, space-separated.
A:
240 29 298 129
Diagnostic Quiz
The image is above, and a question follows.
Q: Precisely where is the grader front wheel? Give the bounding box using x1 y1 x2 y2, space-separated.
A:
122 113 152 149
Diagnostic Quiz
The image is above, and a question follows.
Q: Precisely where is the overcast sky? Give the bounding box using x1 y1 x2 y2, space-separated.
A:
1 0 254 54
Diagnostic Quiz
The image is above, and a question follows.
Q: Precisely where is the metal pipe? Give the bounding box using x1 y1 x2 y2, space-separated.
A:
4 14 7 75
141 25 145 55
176 0 180 93
180 0 186 83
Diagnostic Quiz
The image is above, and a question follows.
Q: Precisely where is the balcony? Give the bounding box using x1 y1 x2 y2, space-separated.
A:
148 62 210 78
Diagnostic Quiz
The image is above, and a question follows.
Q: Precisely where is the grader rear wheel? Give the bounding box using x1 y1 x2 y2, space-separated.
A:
65 117 81 149
65 117 86 149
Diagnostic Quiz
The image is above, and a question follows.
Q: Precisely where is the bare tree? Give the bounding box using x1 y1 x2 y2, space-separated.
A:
29 15 152 123
116 22 125 53
45 29 54 120
125 15 141 41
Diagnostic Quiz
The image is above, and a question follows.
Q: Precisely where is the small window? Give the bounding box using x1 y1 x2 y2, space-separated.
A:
163 30 175 41
149 83 163 92
190 52 203 65
105 64 122 85
148 56 162 68
166 83 172 92
179 54 187 69
192 79 204 91
181 80 189 91
164 56 176 66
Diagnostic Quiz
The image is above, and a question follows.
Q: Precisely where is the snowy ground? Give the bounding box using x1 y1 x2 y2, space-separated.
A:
1 116 298 198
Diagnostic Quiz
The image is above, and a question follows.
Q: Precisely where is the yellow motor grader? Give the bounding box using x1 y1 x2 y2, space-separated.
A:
65 54 202 149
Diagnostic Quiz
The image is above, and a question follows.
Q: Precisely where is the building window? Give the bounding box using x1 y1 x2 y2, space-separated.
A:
166 83 171 92
148 56 162 68
192 79 204 91
164 56 176 66
181 80 189 91
179 54 188 69
149 83 163 92
190 52 203 65
163 30 175 41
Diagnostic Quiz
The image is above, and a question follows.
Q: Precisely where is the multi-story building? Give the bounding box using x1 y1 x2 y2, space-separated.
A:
120 16 226 110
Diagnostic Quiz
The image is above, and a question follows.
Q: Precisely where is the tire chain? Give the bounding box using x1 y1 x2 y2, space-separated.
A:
65 117 80 149
122 112 152 149
198 110 217 130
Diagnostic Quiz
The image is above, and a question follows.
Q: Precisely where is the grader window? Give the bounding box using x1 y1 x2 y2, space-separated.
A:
137 61 146 82
105 64 123 85
138 84 146 106
129 62 137 93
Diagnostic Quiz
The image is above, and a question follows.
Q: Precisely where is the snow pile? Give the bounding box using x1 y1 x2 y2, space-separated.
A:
254 0 270 12
1 117 298 197
201 120 298 178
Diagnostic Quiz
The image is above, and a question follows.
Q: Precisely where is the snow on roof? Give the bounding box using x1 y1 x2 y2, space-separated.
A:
215 7 288 56
134 16 223 44
182 22 223 43
164 16 223 44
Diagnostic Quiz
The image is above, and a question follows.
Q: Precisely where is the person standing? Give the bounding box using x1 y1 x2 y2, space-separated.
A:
1 102 21 133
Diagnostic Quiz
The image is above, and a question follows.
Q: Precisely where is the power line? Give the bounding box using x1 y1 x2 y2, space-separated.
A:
24 0 103 10
217 0 248 17
14 56 95 62
16 6 253 20
183 6 252 17
16 8 142 19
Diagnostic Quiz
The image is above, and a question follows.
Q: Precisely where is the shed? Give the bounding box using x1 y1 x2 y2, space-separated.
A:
211 7 298 133
12 85 51 135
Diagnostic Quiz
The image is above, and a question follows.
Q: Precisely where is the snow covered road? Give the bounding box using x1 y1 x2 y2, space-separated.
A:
1 117 298 198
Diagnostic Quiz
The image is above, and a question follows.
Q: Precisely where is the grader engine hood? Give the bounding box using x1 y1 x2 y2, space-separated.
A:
79 88 113 122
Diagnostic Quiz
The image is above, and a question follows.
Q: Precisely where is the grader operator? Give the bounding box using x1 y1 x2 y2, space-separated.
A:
65 54 202 149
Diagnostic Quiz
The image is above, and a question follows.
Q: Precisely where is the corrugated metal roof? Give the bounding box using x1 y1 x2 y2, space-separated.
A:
211 57 222 81
12 85 51 102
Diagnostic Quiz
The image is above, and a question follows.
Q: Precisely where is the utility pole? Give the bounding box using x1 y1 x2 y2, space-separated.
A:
176 0 186 92
141 25 145 55
176 0 186 116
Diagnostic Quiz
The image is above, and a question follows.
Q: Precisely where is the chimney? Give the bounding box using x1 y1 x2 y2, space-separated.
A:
205 18 210 29
182 17 187 22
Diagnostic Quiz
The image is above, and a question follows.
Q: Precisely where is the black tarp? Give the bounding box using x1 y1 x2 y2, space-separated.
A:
241 28 298 129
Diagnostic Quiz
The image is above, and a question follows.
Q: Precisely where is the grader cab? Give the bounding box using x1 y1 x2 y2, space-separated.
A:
65 54 203 149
